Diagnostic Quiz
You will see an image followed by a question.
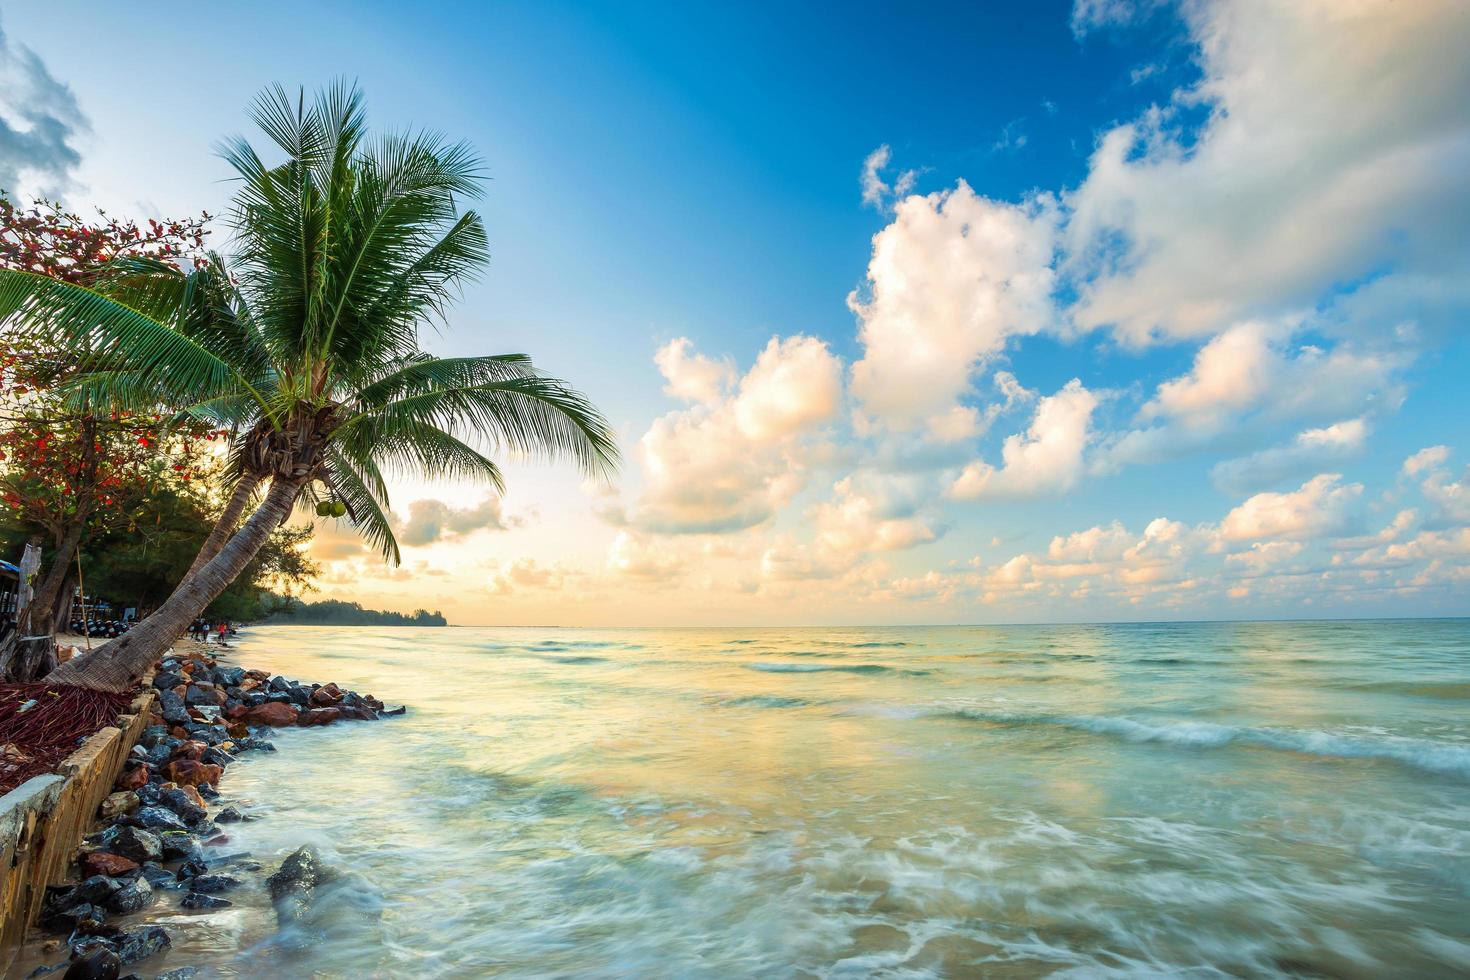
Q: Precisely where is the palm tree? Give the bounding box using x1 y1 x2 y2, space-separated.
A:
0 83 617 691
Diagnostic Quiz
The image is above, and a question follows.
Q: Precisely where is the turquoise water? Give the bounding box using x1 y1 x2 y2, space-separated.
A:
95 621 1470 976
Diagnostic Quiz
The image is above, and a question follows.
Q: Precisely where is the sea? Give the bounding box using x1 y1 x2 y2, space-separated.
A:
27 620 1470 977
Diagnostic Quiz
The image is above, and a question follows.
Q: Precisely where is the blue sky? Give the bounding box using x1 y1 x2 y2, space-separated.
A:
3 1 1467 624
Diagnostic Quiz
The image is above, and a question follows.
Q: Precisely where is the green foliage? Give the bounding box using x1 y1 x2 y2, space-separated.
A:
0 82 619 575
263 596 446 627
0 460 319 621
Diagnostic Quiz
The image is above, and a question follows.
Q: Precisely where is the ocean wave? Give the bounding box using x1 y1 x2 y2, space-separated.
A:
746 663 931 676
941 708 1470 781
711 695 814 709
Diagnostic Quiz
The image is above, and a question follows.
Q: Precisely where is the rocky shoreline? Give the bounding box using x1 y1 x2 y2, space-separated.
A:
24 644 401 979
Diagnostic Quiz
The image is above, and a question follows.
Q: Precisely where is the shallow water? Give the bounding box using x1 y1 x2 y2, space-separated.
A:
53 621 1470 976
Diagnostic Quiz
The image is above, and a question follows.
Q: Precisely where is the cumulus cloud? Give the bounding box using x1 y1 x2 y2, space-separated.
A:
951 380 1097 499
849 182 1059 435
653 337 735 405
1103 322 1405 469
627 335 843 533
398 496 515 547
1063 0 1470 345
0 21 87 195
1403 446 1450 477
813 474 945 555
1218 474 1362 542
1211 418 1369 494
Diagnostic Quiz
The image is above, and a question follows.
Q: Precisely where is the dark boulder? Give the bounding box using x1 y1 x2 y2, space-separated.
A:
104 877 154 915
151 672 184 692
63 949 120 980
133 807 189 833
180 892 232 910
184 874 239 894
214 666 246 687
157 831 202 863
175 859 209 881
158 790 208 825
40 901 107 934
266 846 337 925
107 828 162 864
183 686 218 707
137 864 176 888
200 746 235 767
114 925 170 965
214 806 244 823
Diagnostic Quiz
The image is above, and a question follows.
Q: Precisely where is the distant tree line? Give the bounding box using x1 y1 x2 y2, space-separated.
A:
263 596 447 627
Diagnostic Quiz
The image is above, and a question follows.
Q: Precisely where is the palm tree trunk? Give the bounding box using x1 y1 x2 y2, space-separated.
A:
184 472 261 579
44 473 307 692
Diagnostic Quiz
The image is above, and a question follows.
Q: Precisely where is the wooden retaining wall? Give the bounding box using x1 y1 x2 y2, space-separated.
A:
0 685 156 960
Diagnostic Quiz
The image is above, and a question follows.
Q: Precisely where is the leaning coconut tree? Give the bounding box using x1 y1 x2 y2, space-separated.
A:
0 83 617 691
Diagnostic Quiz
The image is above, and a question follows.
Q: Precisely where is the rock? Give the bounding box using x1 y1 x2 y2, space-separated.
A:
115 766 149 792
267 675 293 693
151 672 185 692
40 902 107 934
137 865 176 888
184 874 239 894
79 852 138 878
299 707 341 726
63 949 120 980
156 969 201 980
244 702 299 727
337 705 376 722
158 789 207 825
286 686 312 707
241 692 268 707
158 832 203 863
224 703 250 720
310 682 344 707
180 892 232 910
108 828 163 864
157 691 190 727
133 807 189 832
98 791 139 821
380 705 406 717
200 746 235 767
214 806 244 823
266 846 337 925
175 860 209 881
114 925 169 965
171 741 206 762
214 666 245 687
164 760 222 787
104 877 154 915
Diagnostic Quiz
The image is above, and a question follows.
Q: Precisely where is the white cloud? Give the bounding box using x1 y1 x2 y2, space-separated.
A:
850 182 1059 435
859 144 917 211
1063 0 1470 345
1104 323 1405 470
628 335 843 534
951 379 1097 499
1403 445 1450 476
0 21 87 195
653 337 735 405
1219 474 1363 542
1211 418 1369 493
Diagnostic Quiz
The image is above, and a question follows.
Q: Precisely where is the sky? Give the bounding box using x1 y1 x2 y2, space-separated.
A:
2 0 1467 625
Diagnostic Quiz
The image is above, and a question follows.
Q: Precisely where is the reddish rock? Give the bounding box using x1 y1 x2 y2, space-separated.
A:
172 684 188 698
116 766 149 791
310 683 344 707
299 707 342 726
80 851 139 877
244 669 270 681
169 726 190 739
171 741 205 762
225 703 250 720
245 702 300 727
179 784 207 809
166 760 223 787
226 721 250 739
